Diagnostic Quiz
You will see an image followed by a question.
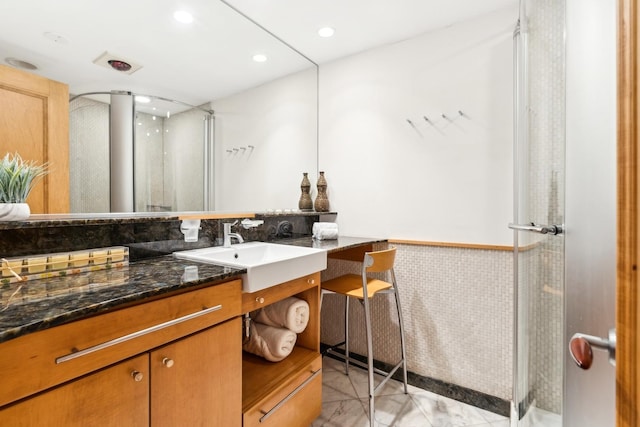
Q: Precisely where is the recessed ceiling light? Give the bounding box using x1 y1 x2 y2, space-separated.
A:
174 10 194 24
318 27 335 38
5 57 37 70
252 54 268 63
135 96 151 103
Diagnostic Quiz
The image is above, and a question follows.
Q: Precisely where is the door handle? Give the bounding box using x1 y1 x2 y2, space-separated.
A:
508 222 563 235
569 328 616 369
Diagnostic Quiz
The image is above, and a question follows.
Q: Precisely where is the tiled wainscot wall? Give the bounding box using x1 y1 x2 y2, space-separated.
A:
320 242 514 415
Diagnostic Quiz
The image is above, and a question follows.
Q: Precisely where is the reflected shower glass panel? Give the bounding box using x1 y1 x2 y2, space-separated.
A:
69 94 111 213
133 97 210 212
69 92 213 213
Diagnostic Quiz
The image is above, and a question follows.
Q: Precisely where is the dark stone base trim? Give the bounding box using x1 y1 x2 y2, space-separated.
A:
320 343 510 418
517 389 534 420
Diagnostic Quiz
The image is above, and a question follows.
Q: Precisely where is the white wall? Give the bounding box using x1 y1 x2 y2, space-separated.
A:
212 68 318 212
319 5 517 245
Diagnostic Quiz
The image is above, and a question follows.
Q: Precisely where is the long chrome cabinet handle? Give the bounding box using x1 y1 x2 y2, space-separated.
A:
56 304 223 364
259 369 321 423
508 222 563 235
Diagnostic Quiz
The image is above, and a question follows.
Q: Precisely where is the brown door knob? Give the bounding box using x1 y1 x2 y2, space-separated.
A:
569 336 593 369
569 329 616 370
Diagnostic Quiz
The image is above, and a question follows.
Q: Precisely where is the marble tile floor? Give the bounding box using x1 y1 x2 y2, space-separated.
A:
519 408 561 427
313 356 510 427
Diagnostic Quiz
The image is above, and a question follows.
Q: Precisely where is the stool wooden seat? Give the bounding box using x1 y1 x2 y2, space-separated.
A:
321 247 407 427
321 274 392 299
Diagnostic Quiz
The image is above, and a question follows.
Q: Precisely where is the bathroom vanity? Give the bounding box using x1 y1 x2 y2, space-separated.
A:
0 259 244 426
0 216 380 426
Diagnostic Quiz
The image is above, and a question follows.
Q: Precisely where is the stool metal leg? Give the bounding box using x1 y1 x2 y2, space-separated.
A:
344 295 350 376
391 270 408 393
362 295 375 427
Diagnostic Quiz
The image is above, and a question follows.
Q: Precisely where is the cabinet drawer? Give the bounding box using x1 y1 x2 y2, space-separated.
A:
242 272 319 313
0 279 241 407
243 354 322 427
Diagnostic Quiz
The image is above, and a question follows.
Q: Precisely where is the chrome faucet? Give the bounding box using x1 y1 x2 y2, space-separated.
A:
223 221 244 248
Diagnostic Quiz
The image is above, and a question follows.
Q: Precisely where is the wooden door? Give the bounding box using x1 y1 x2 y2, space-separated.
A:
150 317 242 427
0 354 149 426
617 1 639 426
0 64 69 213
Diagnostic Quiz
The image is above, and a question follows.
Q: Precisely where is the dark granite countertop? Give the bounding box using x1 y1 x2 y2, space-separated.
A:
0 236 381 345
275 236 386 252
0 256 244 344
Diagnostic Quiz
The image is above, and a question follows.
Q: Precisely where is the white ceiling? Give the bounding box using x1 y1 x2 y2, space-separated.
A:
0 0 517 109
225 0 518 64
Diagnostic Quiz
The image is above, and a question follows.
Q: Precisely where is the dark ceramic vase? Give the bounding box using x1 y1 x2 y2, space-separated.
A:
314 171 330 212
298 173 313 211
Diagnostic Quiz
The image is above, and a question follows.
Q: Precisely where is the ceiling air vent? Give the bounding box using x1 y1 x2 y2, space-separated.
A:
93 51 143 75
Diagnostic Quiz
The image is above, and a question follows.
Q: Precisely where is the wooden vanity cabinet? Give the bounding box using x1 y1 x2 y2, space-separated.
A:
0 354 150 426
241 272 322 427
151 317 242 427
0 279 242 426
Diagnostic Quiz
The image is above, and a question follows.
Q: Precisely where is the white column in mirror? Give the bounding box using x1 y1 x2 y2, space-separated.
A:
110 93 134 212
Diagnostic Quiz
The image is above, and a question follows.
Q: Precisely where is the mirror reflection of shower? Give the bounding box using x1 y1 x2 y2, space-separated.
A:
69 91 214 213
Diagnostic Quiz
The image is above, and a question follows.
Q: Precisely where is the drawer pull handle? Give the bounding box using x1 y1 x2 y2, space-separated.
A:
259 368 321 423
256 297 265 304
55 304 223 364
307 278 315 285
131 370 144 382
162 357 175 368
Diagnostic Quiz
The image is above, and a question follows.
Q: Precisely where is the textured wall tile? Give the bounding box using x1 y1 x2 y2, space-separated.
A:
321 243 513 400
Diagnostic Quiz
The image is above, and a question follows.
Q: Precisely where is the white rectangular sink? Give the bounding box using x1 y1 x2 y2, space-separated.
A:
173 242 327 293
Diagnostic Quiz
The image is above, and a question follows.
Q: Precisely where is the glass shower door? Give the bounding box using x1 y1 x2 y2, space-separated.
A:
511 0 565 425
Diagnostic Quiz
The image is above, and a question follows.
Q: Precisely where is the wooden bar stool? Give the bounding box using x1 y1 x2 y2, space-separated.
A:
321 247 408 426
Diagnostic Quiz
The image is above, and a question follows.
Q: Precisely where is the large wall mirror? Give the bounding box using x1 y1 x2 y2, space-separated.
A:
0 0 318 214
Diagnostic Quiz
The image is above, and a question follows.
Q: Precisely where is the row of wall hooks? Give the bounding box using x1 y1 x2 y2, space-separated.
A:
406 110 466 127
226 145 255 154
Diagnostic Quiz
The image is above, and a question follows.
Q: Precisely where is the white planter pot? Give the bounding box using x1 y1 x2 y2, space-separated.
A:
0 203 30 221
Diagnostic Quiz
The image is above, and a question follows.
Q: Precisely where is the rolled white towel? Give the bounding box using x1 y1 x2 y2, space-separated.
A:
254 297 310 333
243 322 297 362
314 229 338 240
313 222 339 240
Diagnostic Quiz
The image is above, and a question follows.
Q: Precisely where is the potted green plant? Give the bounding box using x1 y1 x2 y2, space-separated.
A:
0 153 48 221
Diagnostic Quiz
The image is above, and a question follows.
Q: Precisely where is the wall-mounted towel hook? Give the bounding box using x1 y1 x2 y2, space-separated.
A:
233 148 239 153
248 145 255 150
239 146 247 152
406 118 423 138
226 149 232 154
423 116 432 124
458 110 465 117
442 113 450 120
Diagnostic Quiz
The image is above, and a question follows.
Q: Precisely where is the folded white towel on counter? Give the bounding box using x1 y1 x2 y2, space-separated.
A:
313 222 339 240
254 297 310 333
243 322 297 362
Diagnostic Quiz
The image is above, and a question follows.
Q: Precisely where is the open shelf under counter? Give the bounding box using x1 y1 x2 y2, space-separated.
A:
242 347 322 427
